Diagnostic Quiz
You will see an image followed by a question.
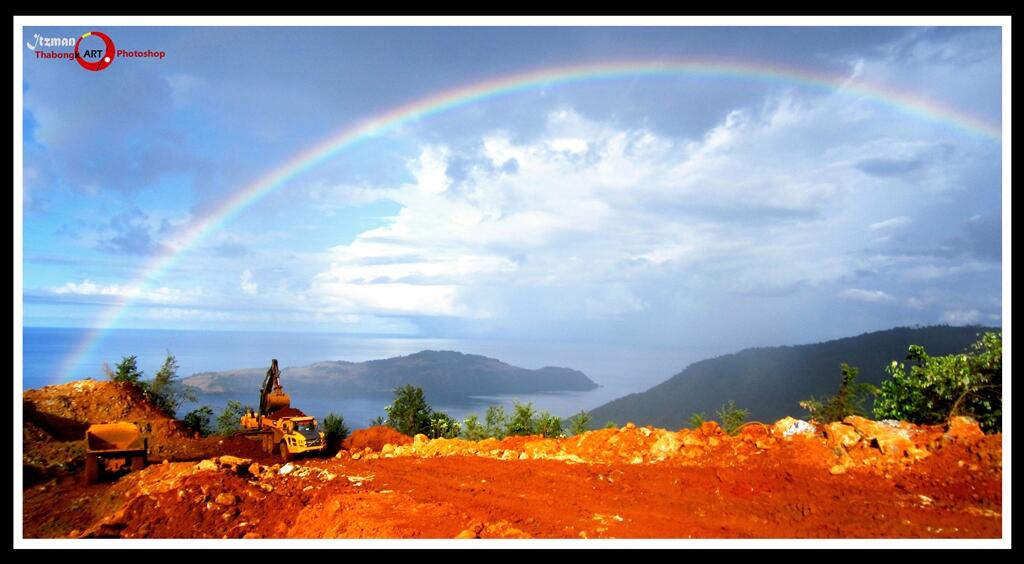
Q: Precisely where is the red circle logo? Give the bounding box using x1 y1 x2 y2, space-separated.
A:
74 31 115 71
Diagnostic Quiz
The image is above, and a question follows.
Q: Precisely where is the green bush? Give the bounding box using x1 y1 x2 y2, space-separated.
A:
874 332 1002 433
484 405 508 439
604 420 618 429
428 411 461 439
215 400 248 436
535 411 564 438
715 401 749 436
147 352 196 418
568 410 592 435
183 406 214 437
688 413 706 429
461 415 488 441
322 413 350 449
801 363 877 423
506 402 537 436
384 385 433 436
111 355 146 388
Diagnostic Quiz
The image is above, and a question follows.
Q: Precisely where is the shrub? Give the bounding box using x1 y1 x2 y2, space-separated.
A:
535 411 564 438
111 355 146 388
461 414 488 441
506 402 537 436
428 411 461 439
800 363 877 423
715 401 749 436
183 406 214 437
384 385 433 436
484 405 509 439
215 400 248 436
148 352 196 418
322 413 350 449
874 332 1002 433
688 413 706 429
568 410 592 435
604 420 618 429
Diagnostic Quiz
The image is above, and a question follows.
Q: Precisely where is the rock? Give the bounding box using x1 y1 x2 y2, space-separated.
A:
219 455 251 469
455 529 478 539
773 417 816 438
215 493 238 506
243 532 261 539
248 463 261 476
739 424 769 440
413 434 429 447
681 433 705 447
699 421 723 437
279 463 295 475
824 422 861 449
844 416 913 457
195 459 218 472
755 438 774 449
829 464 847 475
707 437 720 447
162 459 169 465
945 416 985 442
351 452 362 460
381 443 394 455
649 432 682 456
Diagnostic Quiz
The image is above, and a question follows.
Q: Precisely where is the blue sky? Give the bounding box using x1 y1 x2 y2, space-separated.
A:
20 25 1003 351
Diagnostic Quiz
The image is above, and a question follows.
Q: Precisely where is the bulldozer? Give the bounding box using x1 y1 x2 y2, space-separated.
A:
84 422 148 484
240 359 325 461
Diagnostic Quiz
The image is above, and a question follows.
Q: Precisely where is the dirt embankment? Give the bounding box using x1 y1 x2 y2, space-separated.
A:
22 379 1002 540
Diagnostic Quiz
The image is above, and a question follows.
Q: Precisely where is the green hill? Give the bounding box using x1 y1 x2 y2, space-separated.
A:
586 325 999 429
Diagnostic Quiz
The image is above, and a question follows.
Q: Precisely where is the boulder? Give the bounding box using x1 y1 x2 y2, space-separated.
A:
843 416 913 457
944 416 985 442
773 417 816 439
824 422 861 449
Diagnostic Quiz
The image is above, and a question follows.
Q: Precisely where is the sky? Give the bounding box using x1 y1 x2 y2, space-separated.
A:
20 24 1004 353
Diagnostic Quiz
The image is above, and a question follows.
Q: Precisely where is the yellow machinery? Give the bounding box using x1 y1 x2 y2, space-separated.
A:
240 359 325 461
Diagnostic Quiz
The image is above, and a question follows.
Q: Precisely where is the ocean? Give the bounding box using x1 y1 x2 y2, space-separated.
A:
21 327 716 426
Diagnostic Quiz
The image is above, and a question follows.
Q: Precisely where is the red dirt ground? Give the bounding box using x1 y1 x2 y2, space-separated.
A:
21 381 1003 539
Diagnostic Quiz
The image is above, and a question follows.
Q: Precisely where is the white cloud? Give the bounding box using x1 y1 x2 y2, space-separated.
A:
839 288 895 303
240 269 258 296
50 280 200 304
941 309 983 324
868 216 911 231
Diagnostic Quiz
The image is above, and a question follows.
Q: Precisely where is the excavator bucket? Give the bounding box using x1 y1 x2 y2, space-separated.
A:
265 389 291 413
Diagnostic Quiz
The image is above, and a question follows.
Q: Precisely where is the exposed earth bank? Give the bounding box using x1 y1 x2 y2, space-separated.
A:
22 380 1001 539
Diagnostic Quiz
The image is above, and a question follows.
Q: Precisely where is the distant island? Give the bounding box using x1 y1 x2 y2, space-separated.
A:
586 325 1000 429
182 349 599 400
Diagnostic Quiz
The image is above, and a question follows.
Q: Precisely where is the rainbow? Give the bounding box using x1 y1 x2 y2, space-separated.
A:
55 59 1002 380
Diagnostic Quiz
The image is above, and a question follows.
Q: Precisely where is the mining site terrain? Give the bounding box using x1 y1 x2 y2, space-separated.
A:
21 380 1001 539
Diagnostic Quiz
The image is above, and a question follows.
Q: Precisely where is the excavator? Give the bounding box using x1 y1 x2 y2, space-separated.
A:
240 359 326 461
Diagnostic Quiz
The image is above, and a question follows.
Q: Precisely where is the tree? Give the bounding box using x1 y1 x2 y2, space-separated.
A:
215 400 248 436
322 413 350 450
604 420 618 429
384 385 433 436
568 410 592 435
111 355 146 387
505 402 537 436
688 413 706 429
428 411 460 439
148 352 196 418
715 401 749 436
535 411 564 438
484 405 508 439
369 416 386 427
183 406 214 437
800 363 877 423
874 332 1002 433
461 415 488 441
